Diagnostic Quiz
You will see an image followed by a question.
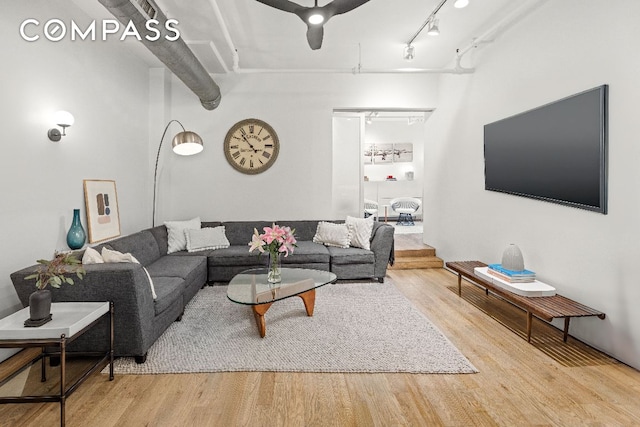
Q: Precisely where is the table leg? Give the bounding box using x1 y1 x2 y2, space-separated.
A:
60 334 66 427
109 302 114 380
563 318 570 342
526 312 533 343
252 303 273 338
41 346 46 382
457 274 462 296
298 289 316 316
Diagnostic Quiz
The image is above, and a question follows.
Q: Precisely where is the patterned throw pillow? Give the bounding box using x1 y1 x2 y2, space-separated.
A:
345 215 374 250
313 221 352 249
164 217 201 254
185 226 230 252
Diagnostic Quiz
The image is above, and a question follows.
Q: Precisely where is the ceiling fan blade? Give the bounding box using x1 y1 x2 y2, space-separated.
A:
328 0 371 15
255 0 303 14
306 25 324 50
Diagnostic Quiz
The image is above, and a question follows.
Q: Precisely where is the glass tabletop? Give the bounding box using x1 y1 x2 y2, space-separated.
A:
227 268 337 305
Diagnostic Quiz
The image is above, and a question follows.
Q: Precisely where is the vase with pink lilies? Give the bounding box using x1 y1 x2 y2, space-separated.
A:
248 223 297 283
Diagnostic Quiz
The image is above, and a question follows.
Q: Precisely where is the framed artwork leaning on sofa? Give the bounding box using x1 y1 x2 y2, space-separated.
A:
83 179 121 243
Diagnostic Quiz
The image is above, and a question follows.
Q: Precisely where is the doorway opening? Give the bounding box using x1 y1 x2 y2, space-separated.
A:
332 109 431 236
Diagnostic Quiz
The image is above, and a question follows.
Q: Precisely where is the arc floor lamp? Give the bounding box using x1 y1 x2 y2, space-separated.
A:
153 120 204 227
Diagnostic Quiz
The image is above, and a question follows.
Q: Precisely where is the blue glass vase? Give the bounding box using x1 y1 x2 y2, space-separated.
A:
66 209 86 250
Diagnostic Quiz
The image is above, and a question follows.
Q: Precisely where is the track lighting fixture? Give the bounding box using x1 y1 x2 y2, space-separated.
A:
404 0 469 54
403 44 415 61
427 19 440 36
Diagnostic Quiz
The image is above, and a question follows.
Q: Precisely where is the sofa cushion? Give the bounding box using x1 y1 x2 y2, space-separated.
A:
146 256 207 280
201 221 223 229
147 225 169 256
152 276 185 316
327 246 375 265
207 246 264 267
279 221 322 241
222 221 272 246
107 230 161 267
281 241 330 264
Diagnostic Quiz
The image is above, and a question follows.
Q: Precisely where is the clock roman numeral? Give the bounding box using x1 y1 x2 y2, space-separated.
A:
232 151 240 159
264 143 273 148
250 160 254 168
239 157 246 166
263 135 271 141
262 151 271 159
230 145 238 149
249 125 255 134
240 128 247 136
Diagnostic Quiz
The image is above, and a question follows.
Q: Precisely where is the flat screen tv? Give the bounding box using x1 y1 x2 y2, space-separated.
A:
484 85 608 214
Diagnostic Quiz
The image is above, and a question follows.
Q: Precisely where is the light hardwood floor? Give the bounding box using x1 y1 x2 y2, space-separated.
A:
1 267 639 426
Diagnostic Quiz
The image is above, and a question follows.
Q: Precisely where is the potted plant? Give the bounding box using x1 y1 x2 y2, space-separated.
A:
24 251 85 326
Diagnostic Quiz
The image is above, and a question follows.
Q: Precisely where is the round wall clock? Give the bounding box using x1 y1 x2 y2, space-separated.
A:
223 118 280 174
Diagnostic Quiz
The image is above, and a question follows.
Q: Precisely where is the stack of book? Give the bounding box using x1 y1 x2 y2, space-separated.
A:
487 264 536 283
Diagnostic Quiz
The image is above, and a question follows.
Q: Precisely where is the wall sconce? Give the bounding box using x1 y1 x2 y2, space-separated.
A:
48 110 75 142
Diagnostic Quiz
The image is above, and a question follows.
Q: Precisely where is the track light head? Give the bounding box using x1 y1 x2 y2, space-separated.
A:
427 19 440 36
403 44 415 61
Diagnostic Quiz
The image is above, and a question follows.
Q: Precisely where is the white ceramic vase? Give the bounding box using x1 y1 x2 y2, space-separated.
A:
501 244 524 271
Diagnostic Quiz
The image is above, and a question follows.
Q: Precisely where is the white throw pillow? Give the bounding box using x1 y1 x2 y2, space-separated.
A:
101 247 139 264
313 222 352 249
82 247 104 264
345 215 374 250
101 248 157 300
185 226 230 252
164 217 201 254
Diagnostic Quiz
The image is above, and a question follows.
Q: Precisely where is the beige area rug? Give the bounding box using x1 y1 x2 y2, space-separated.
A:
103 281 477 374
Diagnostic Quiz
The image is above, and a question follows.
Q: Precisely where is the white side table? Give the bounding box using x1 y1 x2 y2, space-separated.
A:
0 302 114 427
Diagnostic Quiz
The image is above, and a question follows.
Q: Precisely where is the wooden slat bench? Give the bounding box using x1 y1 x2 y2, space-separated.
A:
445 261 606 343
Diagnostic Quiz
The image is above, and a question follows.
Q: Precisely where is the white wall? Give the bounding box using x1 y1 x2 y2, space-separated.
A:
156 73 439 223
0 1 150 360
424 0 640 369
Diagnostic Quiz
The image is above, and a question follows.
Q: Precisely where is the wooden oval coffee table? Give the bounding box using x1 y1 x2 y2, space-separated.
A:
227 268 337 337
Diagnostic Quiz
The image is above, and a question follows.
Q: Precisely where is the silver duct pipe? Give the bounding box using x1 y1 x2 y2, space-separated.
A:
98 0 221 110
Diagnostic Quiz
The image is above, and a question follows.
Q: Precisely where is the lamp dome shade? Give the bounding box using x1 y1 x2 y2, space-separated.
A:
54 110 74 127
454 0 469 8
172 131 204 156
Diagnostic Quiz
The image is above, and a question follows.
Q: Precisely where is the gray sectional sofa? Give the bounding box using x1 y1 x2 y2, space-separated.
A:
10 220 394 363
